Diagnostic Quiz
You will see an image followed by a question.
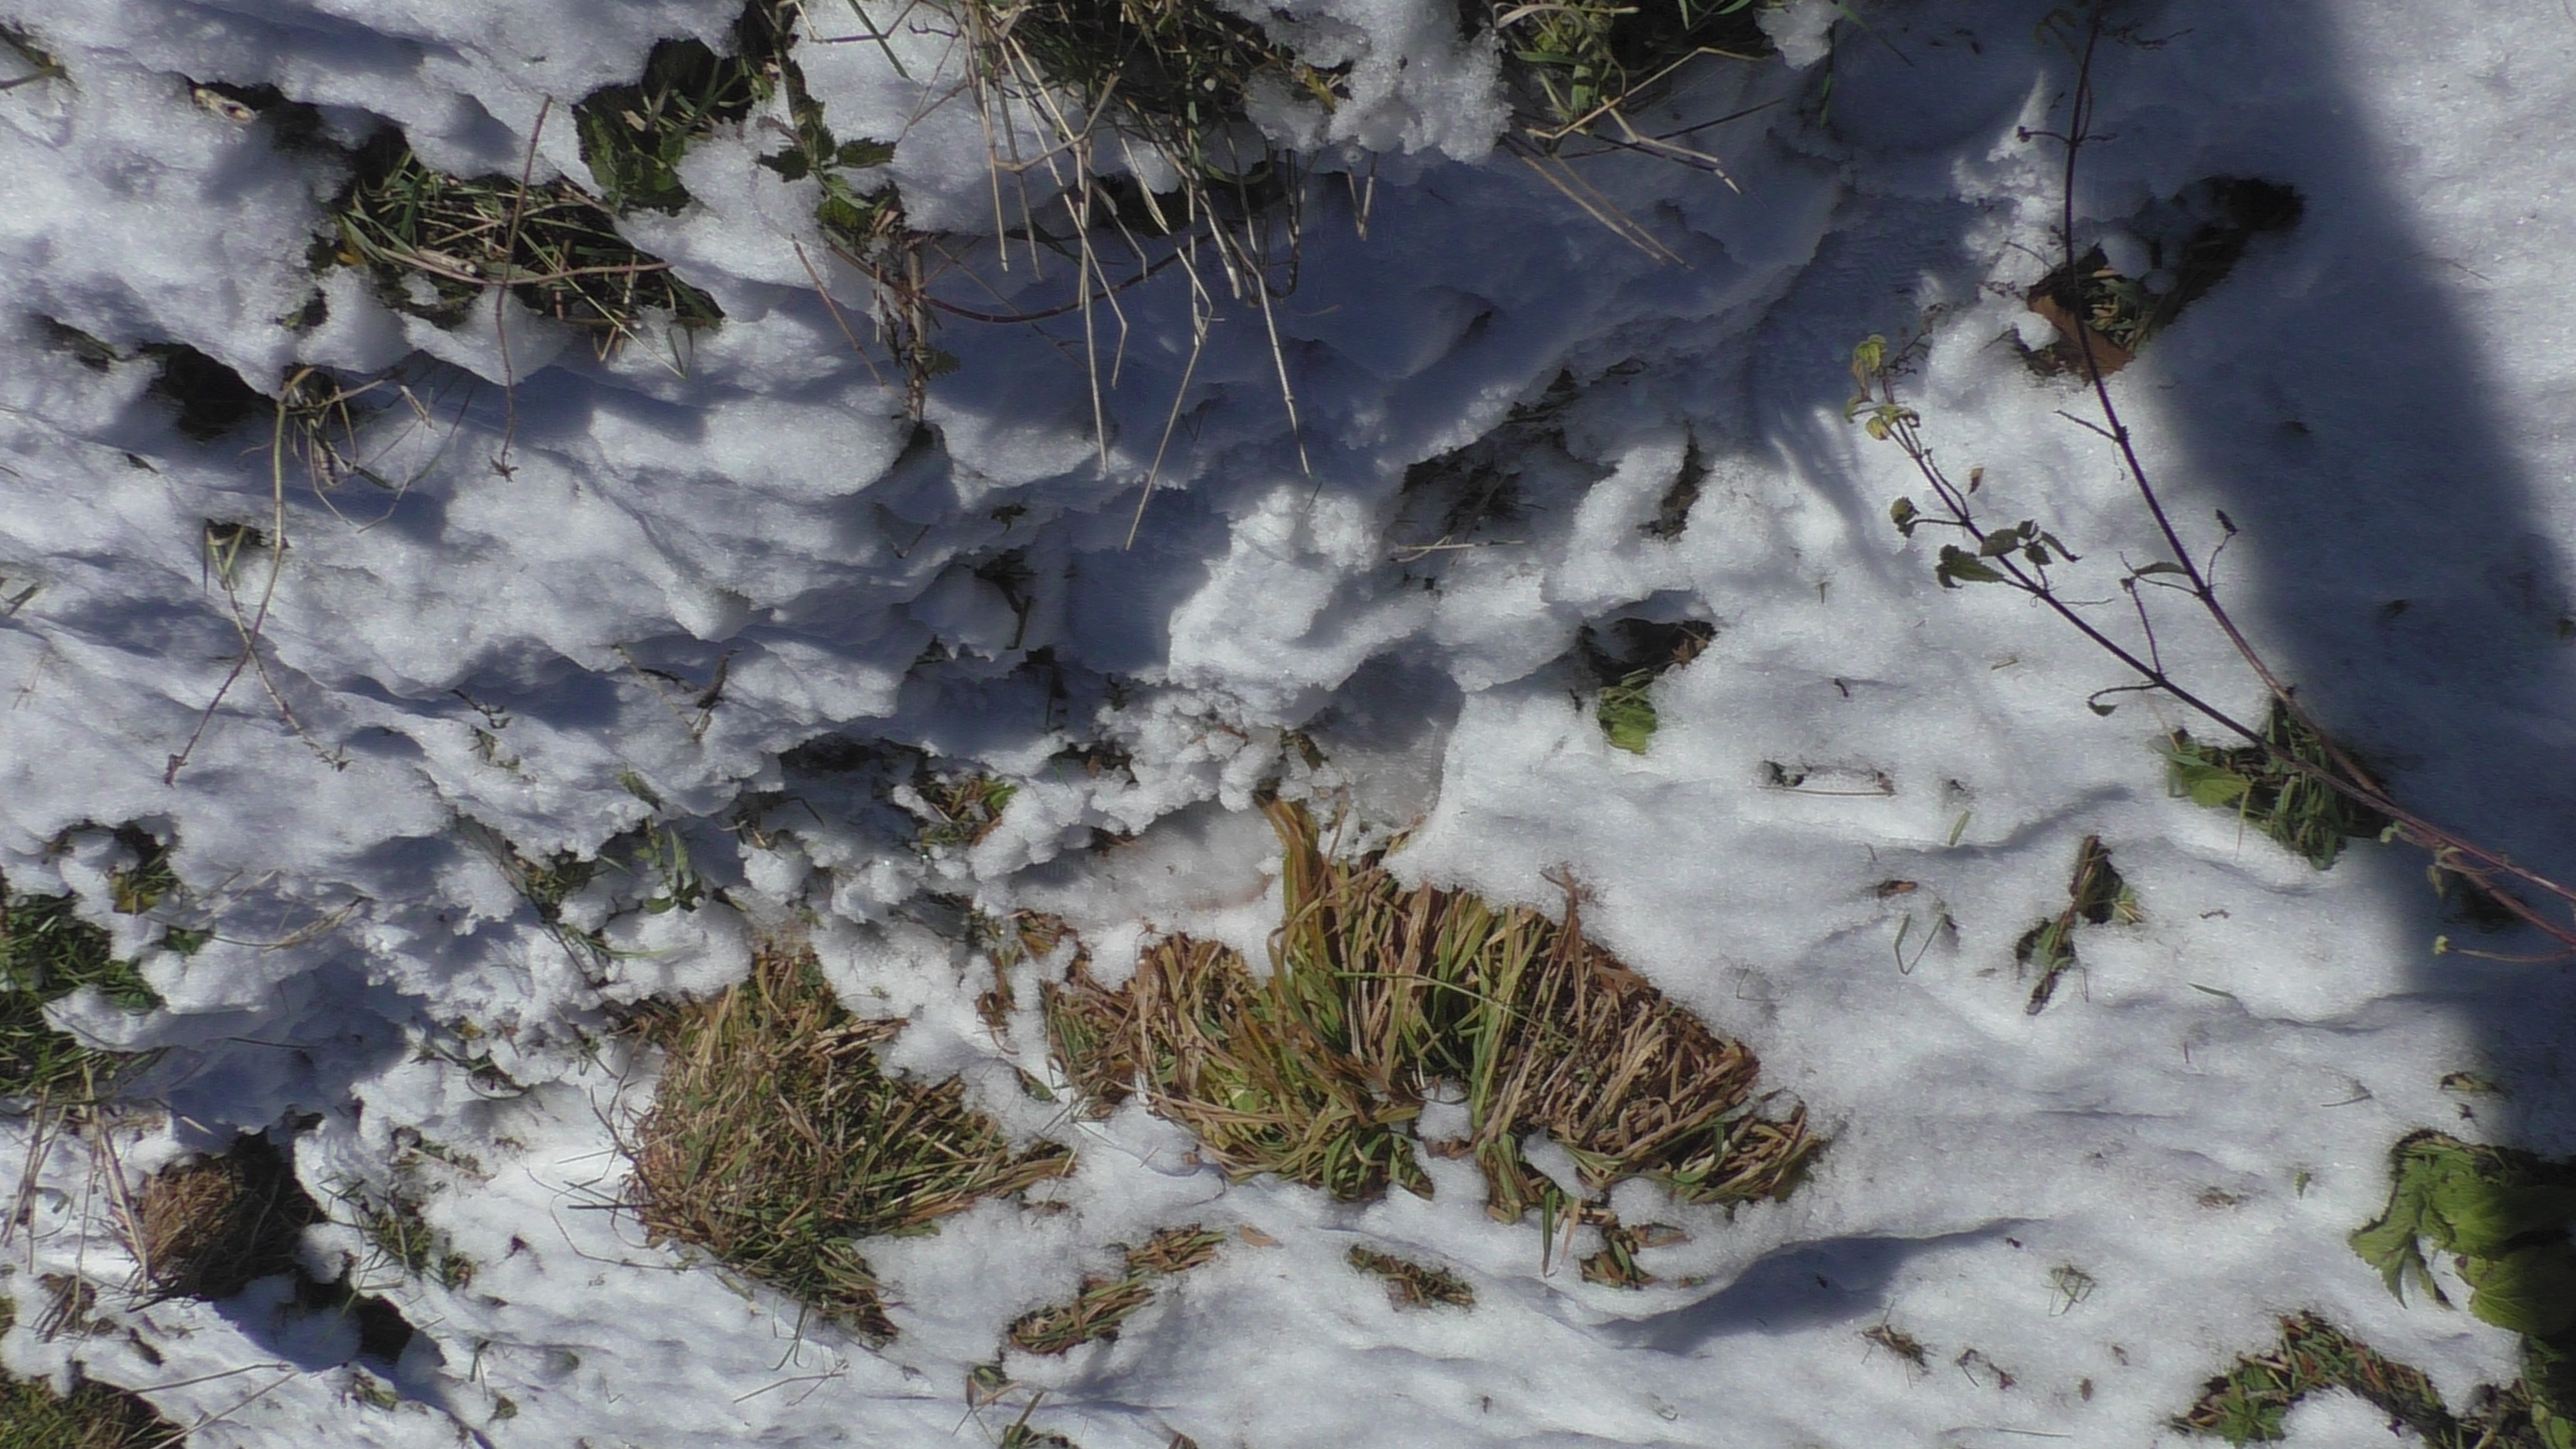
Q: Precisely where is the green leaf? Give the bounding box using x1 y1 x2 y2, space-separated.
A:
2428 1173 2576 1258
1978 524 2026 558
2170 760 2251 808
2462 1243 2576 1337
1888 497 1920 537
757 148 812 182
1935 546 2006 587
834 139 895 169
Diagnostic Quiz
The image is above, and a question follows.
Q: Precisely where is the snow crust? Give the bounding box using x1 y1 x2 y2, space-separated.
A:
4 1 2576 1445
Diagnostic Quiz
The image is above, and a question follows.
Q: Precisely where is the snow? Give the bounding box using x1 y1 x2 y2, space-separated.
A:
4 0 2576 1445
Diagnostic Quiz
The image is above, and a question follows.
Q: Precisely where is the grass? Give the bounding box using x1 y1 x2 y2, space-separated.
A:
627 942 1072 1339
2013 834 2139 1015
134 1133 317 1303
327 131 723 348
917 775 1018 851
1 874 163 1108
1006 1225 1224 1353
1493 0 1772 152
1346 1245 1475 1309
955 0 1343 192
0 1296 182 1449
2178 1313 2573 1449
345 1175 475 1292
1045 800 1816 1229
2167 703 2389 870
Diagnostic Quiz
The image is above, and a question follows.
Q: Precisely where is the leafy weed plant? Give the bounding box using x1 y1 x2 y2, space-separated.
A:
1583 618 1713 754
628 943 1072 1338
1045 801 1815 1227
1852 8 2576 957
1495 0 1769 152
1006 1225 1224 1353
2168 703 2388 871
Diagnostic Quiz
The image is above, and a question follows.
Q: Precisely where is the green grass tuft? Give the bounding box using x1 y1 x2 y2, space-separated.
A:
917 775 1018 851
1 881 161 1108
1495 0 1772 149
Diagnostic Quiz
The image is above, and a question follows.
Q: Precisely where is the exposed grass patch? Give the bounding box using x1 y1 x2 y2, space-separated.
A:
1046 801 1815 1232
915 774 1018 851
1346 1244 1475 1309
2013 834 2138 1015
628 942 1073 1339
0 1294 182 1449
1583 618 1713 754
958 0 1343 192
1493 0 1772 153
1 879 162 1109
2167 703 2388 870
135 1133 317 1303
1007 1225 1224 1353
2178 1312 2571 1448
343 1173 475 1292
328 131 723 346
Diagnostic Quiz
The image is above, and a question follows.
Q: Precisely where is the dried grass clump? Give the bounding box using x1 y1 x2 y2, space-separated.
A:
134 1134 317 1303
1007 1225 1224 1354
1346 1245 1474 1309
1045 801 1815 1224
629 944 1073 1338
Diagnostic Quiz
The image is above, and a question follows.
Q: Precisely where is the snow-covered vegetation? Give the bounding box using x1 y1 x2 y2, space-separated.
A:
5 1 2576 1445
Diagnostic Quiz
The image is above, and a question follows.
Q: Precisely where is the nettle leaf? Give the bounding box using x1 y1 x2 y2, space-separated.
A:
1978 525 2026 558
1889 497 1921 537
758 148 813 182
2428 1173 2576 1258
1935 545 2007 587
2462 1243 2576 1337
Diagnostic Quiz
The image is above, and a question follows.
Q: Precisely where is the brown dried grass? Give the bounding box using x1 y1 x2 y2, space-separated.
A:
628 943 1072 1339
1045 801 1816 1223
